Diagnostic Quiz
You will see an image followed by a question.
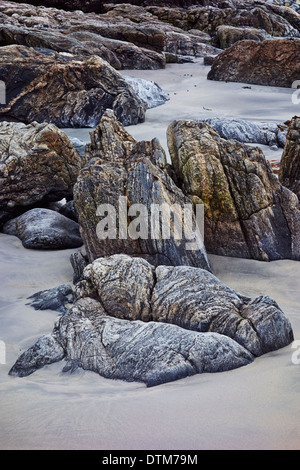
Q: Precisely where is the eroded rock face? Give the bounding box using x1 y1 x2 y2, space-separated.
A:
0 121 81 226
9 254 294 385
2 208 83 250
74 111 210 270
208 38 300 87
279 117 300 200
0 45 146 127
167 120 300 261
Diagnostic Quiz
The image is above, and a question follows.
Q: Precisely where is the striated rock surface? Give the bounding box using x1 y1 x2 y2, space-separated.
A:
9 297 254 385
124 76 169 109
279 116 300 200
0 121 81 226
208 39 300 87
9 254 294 385
0 45 146 127
3 208 83 250
167 119 300 261
74 111 210 270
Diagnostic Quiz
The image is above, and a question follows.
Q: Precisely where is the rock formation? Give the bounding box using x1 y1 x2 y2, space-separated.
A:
74 111 211 270
9 254 294 385
2 208 83 250
27 284 74 314
208 38 300 87
0 45 146 127
167 119 300 261
279 116 300 200
0 121 81 226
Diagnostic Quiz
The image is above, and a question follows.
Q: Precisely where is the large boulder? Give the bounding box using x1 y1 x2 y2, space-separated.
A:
0 45 146 127
9 254 294 385
208 38 300 87
279 116 300 200
74 111 211 270
167 119 300 261
0 121 81 226
2 208 83 250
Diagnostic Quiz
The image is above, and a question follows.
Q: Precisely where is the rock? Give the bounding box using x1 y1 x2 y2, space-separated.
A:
9 296 254 386
0 121 81 226
123 76 169 109
167 119 300 261
58 200 79 222
9 254 294 385
202 117 286 148
216 25 269 49
74 110 211 270
0 45 146 127
279 117 300 199
207 39 300 88
2 208 83 250
27 284 74 314
70 250 89 284
75 255 294 357
69 137 86 159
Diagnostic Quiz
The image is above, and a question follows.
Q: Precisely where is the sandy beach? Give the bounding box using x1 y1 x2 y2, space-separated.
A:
1 60 300 450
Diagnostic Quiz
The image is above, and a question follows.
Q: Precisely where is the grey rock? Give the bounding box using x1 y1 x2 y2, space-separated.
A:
58 200 79 222
9 297 254 386
3 208 83 250
27 284 74 314
279 117 300 200
70 250 89 284
202 117 287 148
124 76 169 109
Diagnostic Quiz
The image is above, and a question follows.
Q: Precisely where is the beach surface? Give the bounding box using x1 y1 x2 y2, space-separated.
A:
0 61 300 450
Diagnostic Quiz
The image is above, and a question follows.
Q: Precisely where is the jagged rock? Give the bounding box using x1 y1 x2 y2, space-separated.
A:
27 284 74 314
9 296 254 385
9 254 294 385
167 119 300 261
70 250 89 284
208 39 300 87
124 76 169 109
0 45 146 127
74 111 210 270
2 208 83 250
202 117 286 148
279 117 300 199
0 121 81 226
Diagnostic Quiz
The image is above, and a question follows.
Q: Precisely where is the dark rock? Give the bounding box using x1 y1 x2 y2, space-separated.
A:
74 111 211 270
279 116 300 200
208 39 300 87
0 45 146 127
167 119 300 261
3 208 83 250
0 121 81 226
58 200 79 222
70 250 89 284
27 284 74 314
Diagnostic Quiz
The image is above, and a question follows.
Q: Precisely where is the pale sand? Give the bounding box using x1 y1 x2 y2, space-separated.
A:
0 61 300 450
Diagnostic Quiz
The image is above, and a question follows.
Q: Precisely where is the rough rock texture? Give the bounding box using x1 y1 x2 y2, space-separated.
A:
0 45 146 127
202 117 287 148
27 284 74 314
208 39 300 87
279 116 300 199
9 254 294 385
167 120 300 261
75 255 294 357
2 208 83 250
74 111 210 270
0 121 81 226
9 297 254 385
215 25 269 49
